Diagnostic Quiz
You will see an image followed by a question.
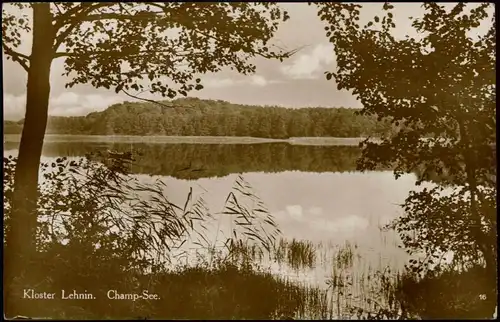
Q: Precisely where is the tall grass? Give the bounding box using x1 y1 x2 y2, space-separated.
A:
5 153 494 320
2 155 329 319
273 238 316 271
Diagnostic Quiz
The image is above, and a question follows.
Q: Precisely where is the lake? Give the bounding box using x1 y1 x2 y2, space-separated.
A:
4 135 428 318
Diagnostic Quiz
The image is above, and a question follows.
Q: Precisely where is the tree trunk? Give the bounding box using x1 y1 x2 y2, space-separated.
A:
4 3 54 318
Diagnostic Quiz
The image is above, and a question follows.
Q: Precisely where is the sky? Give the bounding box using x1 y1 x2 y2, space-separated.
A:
2 2 494 120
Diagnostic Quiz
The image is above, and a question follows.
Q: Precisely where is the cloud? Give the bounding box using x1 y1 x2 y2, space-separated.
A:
51 92 80 108
3 92 124 120
3 94 26 120
250 75 268 87
311 215 369 233
271 210 287 221
202 74 281 89
286 205 303 221
49 93 123 116
309 206 323 216
280 43 335 80
203 78 237 89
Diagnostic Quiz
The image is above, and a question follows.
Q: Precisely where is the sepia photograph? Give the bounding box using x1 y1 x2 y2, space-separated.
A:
2 2 497 320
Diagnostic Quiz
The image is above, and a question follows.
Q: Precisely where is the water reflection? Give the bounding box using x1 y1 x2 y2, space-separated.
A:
5 141 364 178
5 141 415 318
142 171 411 285
153 171 412 243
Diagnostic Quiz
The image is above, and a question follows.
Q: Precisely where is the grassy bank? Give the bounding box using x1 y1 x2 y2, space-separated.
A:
6 241 395 320
4 155 495 320
12 260 328 320
13 237 495 320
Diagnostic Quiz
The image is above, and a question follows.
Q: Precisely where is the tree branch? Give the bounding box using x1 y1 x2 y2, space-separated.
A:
53 3 114 51
53 3 64 16
52 3 100 29
121 88 176 109
54 48 195 59
121 87 197 110
182 27 302 60
2 44 30 72
80 11 162 22
54 3 299 61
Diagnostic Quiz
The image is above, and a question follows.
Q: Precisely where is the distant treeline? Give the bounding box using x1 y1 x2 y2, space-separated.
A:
4 98 394 138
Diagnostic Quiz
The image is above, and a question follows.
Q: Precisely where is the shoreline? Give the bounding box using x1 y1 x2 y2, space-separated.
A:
3 134 379 146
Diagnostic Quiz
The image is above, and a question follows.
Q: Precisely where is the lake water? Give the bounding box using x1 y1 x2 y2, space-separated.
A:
4 137 427 317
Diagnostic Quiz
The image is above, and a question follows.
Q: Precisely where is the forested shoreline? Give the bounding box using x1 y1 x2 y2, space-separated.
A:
4 98 394 138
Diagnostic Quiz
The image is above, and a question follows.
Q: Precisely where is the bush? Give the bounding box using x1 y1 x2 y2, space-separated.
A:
396 264 497 319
